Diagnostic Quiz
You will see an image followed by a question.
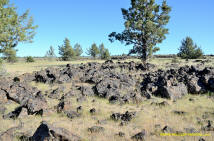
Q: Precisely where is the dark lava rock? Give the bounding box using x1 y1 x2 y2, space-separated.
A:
89 108 96 114
3 106 23 119
66 111 81 119
202 120 214 131
173 111 187 115
131 130 146 141
48 86 65 99
199 138 206 141
80 85 94 96
116 132 125 137
32 121 81 141
111 111 136 122
158 83 188 101
76 106 82 113
162 126 174 133
88 126 105 133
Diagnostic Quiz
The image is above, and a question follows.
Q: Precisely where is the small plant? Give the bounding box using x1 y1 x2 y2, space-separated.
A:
26 56 35 62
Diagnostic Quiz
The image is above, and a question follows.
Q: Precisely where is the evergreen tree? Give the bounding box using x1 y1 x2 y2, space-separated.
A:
87 43 100 58
99 43 110 60
58 38 76 61
0 0 38 62
102 48 110 60
178 37 203 59
109 0 171 65
74 43 83 57
45 46 56 59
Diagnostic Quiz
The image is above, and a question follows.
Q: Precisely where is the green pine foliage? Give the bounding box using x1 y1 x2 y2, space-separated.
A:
0 0 38 62
109 0 171 64
3 48 17 63
26 56 35 63
99 43 110 60
74 43 83 57
87 43 100 58
178 37 203 59
58 38 76 61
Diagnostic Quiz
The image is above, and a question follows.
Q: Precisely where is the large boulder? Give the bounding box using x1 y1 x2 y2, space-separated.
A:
32 122 82 141
186 77 205 94
158 83 188 101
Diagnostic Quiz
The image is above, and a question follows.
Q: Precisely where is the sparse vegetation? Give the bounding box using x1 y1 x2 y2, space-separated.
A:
26 56 35 63
0 0 213 141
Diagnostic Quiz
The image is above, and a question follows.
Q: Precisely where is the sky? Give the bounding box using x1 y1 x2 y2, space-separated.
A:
11 0 214 57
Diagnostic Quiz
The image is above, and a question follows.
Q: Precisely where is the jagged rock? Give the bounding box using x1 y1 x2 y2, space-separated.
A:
173 111 187 115
202 120 214 131
116 132 125 137
162 126 174 133
80 85 94 96
3 106 23 119
89 108 96 114
88 126 104 133
111 111 136 122
48 86 65 99
158 83 188 101
66 111 81 119
187 77 205 94
32 121 81 141
131 130 146 141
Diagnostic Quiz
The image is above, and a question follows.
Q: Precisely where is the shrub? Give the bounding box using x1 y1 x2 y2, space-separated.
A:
26 56 35 62
178 37 203 59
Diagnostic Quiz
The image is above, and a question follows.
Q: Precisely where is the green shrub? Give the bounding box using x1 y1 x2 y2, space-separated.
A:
178 37 203 59
26 56 35 62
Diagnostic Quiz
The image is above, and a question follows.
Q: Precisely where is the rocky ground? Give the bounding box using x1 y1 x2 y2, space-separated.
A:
0 59 214 141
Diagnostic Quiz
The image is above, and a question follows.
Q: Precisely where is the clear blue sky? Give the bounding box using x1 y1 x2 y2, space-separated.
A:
12 0 214 57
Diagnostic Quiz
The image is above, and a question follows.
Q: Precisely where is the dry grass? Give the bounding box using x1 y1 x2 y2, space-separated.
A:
1 57 214 140
1 95 214 141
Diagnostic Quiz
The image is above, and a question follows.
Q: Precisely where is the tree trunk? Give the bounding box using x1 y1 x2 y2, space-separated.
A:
141 45 147 67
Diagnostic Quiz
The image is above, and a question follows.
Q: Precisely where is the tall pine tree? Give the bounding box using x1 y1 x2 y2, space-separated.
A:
109 0 171 65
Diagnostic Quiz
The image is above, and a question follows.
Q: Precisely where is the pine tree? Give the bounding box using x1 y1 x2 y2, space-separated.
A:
0 0 38 62
46 46 56 59
109 0 171 65
99 43 110 60
74 43 83 57
87 43 100 58
178 37 203 59
59 38 76 61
